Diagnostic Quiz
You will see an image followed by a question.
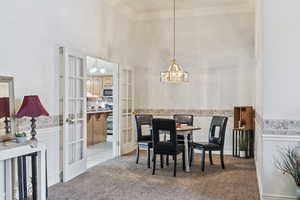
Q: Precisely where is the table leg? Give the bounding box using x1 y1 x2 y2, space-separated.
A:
37 151 46 200
184 134 190 172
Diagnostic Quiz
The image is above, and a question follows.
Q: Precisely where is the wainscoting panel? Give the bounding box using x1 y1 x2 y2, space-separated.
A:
261 134 300 200
36 127 60 186
0 161 4 200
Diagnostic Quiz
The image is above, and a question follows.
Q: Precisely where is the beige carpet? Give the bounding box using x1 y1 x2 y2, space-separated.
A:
49 152 260 200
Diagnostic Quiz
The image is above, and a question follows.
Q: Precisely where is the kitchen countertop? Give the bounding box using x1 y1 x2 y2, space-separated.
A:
87 110 113 114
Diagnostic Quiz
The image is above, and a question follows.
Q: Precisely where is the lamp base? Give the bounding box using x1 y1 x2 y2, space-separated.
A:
30 117 37 141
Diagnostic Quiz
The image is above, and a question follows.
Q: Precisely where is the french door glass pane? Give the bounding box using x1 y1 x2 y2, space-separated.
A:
121 84 127 98
76 120 84 140
128 100 132 113
121 100 128 114
128 85 132 98
77 58 84 77
122 70 128 84
77 100 84 119
77 79 84 98
69 100 76 118
69 56 76 77
68 144 76 164
75 141 83 161
69 78 76 98
128 129 132 143
122 130 128 143
68 123 76 142
127 117 132 129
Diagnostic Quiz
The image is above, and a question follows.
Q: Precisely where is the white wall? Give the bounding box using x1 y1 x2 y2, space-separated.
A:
262 0 300 120
130 7 255 152
255 0 300 199
0 0 135 186
132 11 255 110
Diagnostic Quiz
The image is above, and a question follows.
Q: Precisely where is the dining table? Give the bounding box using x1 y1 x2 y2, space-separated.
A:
176 125 201 172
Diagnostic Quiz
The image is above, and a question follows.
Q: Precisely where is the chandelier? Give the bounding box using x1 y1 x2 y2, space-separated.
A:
160 0 188 83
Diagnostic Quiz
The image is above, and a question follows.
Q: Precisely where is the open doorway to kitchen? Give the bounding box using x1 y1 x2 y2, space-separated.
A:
86 56 118 168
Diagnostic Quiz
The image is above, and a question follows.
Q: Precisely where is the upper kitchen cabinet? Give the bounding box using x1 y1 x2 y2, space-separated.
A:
87 75 113 98
103 76 113 87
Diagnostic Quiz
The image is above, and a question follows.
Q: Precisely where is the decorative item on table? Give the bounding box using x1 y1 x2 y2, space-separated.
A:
0 97 10 134
276 145 300 200
16 95 49 141
15 132 27 143
238 120 245 129
176 123 181 128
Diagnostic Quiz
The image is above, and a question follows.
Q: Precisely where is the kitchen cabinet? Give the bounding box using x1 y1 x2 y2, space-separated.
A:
103 76 113 87
87 75 112 98
87 111 112 146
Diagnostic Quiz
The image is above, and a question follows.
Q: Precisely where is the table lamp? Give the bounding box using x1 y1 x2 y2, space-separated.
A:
16 95 49 140
0 97 10 134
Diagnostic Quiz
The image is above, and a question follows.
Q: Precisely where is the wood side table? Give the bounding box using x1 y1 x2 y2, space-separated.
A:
232 128 254 158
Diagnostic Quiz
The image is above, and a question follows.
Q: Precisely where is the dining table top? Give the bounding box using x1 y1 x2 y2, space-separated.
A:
176 125 201 132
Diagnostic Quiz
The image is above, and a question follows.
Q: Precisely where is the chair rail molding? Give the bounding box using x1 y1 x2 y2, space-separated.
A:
134 109 233 117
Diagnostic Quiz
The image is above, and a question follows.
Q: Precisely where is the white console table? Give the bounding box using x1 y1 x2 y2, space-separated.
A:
0 141 47 200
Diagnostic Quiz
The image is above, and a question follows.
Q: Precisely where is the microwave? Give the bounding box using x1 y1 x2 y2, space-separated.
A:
103 87 113 97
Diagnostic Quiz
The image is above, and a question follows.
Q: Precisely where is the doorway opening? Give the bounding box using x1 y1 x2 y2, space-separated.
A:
86 56 119 168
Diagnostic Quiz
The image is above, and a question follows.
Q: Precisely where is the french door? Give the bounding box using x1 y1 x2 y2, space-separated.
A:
60 47 87 182
119 67 135 154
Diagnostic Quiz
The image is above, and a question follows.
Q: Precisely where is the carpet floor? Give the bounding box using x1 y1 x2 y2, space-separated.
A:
49 152 260 200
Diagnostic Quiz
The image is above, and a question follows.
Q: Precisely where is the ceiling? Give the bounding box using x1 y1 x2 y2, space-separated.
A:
106 0 253 14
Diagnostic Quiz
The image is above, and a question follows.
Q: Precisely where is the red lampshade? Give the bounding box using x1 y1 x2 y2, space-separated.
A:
16 95 49 118
0 97 10 118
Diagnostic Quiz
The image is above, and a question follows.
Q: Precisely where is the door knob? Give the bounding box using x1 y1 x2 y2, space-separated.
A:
66 118 75 124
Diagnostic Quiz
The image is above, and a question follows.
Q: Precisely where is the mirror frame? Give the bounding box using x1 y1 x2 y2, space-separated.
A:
0 76 15 136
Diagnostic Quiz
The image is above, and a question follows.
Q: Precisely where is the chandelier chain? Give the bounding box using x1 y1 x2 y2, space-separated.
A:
173 0 176 61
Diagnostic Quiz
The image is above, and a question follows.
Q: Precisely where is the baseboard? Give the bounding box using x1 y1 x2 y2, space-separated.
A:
262 193 296 200
193 149 232 155
48 172 60 187
255 160 263 200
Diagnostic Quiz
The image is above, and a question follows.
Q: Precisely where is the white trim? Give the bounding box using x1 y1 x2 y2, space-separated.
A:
255 159 263 200
262 193 296 200
263 134 300 141
60 47 87 182
113 63 121 157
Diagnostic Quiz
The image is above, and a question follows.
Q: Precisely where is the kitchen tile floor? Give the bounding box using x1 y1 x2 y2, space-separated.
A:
87 142 113 169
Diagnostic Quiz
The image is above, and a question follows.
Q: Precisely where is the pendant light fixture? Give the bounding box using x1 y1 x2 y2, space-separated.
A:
160 0 188 83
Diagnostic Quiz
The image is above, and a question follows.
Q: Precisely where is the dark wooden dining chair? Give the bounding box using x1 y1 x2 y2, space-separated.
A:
173 114 194 165
135 114 153 168
152 118 185 177
191 116 228 171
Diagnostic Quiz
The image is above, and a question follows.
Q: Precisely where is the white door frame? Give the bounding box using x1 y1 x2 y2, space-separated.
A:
60 52 123 182
60 47 87 182
86 56 121 158
112 63 120 157
118 66 135 155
